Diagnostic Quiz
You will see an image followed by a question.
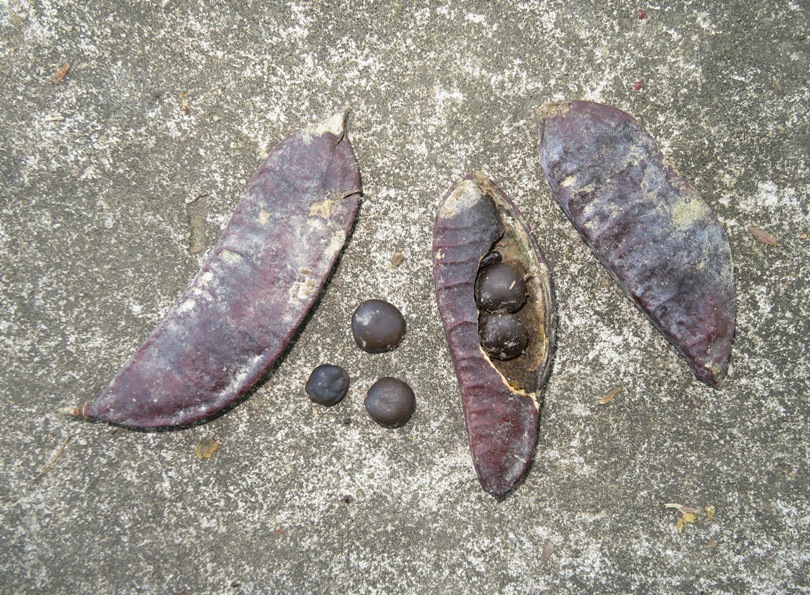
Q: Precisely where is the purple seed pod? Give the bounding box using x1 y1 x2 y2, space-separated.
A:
433 172 555 497
539 100 735 386
65 111 362 428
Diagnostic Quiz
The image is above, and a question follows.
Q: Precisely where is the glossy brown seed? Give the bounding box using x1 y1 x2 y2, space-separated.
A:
351 299 406 353
539 100 735 387
479 314 529 360
475 262 528 313
364 377 416 428
433 172 555 496
305 364 350 406
62 112 361 428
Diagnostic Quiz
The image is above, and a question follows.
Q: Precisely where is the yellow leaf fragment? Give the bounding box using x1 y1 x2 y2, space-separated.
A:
704 505 715 520
194 437 220 459
675 512 697 532
747 226 780 247
666 502 699 532
180 91 190 115
598 386 623 405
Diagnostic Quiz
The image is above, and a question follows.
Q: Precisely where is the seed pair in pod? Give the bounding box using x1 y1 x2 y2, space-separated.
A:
476 259 530 360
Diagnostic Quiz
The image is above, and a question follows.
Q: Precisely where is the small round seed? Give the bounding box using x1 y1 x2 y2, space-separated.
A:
479 314 528 360
364 377 416 428
305 364 350 406
351 299 406 353
475 262 527 313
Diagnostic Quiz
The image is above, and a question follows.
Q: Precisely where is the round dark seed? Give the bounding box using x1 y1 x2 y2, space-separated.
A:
351 299 406 353
364 377 416 428
479 250 502 268
305 364 350 406
479 314 529 360
475 263 527 313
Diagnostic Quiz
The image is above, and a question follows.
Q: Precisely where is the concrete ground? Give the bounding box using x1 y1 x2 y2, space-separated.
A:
1 1 808 592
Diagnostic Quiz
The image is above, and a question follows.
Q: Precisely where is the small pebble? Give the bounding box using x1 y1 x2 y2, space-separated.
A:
305 364 350 406
351 299 406 353
364 377 416 428
479 314 529 360
475 263 527 313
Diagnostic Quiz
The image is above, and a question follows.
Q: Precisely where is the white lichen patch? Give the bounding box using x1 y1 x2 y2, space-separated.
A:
309 198 337 219
219 249 243 265
671 196 711 229
257 207 272 225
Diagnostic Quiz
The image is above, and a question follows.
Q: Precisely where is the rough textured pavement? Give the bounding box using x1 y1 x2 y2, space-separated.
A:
1 1 808 592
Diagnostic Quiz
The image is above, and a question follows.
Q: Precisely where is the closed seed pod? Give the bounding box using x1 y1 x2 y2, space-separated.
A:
433 172 555 497
63 111 362 429
539 100 735 387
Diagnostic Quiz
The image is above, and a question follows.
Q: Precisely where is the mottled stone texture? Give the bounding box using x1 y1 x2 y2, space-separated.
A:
2 1 808 592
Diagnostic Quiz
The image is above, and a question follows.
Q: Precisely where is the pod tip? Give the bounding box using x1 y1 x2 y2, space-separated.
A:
307 109 349 138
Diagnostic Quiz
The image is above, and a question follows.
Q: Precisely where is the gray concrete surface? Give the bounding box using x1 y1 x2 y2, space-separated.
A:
1 1 808 592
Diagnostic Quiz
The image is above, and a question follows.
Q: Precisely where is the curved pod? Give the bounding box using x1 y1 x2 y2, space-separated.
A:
71 112 361 428
539 101 735 386
433 172 555 496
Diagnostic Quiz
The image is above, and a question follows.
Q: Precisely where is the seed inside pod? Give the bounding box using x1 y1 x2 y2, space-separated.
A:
475 262 528 313
305 364 350 406
364 377 416 428
351 299 406 353
479 250 502 268
479 314 529 360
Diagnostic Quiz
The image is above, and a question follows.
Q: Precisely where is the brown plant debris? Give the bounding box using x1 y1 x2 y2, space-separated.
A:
747 226 780 247
52 62 71 83
598 386 623 405
194 437 220 459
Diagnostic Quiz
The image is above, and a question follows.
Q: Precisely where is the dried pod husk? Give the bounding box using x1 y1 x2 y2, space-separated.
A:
68 111 361 429
433 172 555 496
539 100 735 386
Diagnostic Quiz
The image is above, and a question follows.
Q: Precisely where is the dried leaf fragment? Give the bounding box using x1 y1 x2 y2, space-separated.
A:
666 502 698 532
194 437 220 459
704 505 715 520
180 91 190 115
747 226 780 247
675 512 697 532
390 251 405 267
34 431 74 481
598 386 623 405
541 539 555 563
52 62 71 83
